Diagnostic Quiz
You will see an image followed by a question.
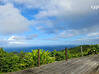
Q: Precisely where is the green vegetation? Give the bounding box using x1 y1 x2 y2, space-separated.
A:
50 44 99 61
0 44 99 73
0 49 55 72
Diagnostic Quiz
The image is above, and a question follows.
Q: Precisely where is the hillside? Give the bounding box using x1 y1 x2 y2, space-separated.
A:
0 44 99 73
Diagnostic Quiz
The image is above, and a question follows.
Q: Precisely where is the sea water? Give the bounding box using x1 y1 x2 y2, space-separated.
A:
3 45 77 53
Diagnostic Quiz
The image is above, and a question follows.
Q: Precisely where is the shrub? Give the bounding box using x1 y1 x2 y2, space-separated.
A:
0 49 55 72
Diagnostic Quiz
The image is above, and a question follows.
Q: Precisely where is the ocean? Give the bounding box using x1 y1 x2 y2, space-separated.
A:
3 45 78 53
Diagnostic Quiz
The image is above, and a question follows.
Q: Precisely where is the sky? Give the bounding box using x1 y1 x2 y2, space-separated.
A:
0 0 99 47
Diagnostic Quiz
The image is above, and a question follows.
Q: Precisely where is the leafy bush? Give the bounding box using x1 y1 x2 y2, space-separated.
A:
50 44 99 61
0 49 55 72
0 44 99 73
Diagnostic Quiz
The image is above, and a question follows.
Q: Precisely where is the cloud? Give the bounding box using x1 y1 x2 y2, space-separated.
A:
0 36 27 47
56 30 79 38
27 0 99 36
0 34 38 47
25 34 38 40
0 39 26 47
87 32 99 37
0 40 8 46
8 34 38 41
8 41 25 45
1 0 99 35
0 0 99 45
77 38 99 45
8 36 24 41
76 34 99 45
0 3 30 34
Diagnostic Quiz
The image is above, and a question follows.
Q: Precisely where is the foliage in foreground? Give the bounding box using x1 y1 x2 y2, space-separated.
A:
0 49 55 72
50 44 99 61
0 44 99 73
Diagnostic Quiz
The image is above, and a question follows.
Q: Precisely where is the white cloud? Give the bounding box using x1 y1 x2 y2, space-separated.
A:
8 41 25 45
28 0 99 36
0 0 98 36
88 32 99 37
0 38 26 47
8 36 16 41
0 0 99 45
96 37 99 39
0 3 30 34
8 35 25 41
8 34 38 41
56 30 79 38
2 0 96 15
0 35 26 47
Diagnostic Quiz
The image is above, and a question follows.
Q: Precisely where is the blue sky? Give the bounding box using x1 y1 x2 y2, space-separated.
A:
0 0 99 47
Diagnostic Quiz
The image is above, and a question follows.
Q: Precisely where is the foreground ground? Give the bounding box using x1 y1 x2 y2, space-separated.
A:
8 55 99 74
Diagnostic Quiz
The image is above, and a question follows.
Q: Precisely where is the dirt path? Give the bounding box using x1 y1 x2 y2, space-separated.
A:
8 55 99 74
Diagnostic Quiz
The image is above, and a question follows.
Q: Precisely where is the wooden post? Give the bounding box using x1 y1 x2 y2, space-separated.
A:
81 45 83 57
38 49 40 67
65 48 68 61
